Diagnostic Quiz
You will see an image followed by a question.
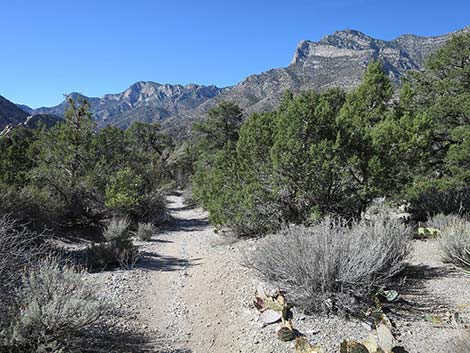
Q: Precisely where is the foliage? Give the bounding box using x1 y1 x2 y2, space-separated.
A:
425 213 462 230
192 33 470 234
402 32 470 218
105 168 144 217
0 259 108 352
28 98 99 226
0 127 36 187
103 218 130 241
246 216 412 314
193 101 243 152
439 217 470 270
0 97 173 234
406 182 470 220
193 65 401 233
0 183 65 228
136 191 168 225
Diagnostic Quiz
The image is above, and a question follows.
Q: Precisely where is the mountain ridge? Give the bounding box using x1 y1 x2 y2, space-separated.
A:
6 27 469 135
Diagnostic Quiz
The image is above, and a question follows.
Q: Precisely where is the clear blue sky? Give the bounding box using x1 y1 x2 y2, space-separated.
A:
1 0 468 108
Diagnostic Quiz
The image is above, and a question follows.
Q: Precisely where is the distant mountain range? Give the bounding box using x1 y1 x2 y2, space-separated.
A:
2 27 468 135
0 95 29 128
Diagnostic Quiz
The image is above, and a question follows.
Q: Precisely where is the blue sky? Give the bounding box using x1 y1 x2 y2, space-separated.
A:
1 0 468 108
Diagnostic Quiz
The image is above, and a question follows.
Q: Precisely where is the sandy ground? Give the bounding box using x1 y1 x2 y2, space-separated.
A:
95 195 470 353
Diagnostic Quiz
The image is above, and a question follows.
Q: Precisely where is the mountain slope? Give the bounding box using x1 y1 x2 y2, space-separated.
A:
0 95 29 129
166 27 468 135
33 27 469 135
35 83 223 129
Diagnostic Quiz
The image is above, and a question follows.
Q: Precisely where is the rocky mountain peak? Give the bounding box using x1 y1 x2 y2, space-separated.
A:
321 29 375 49
14 27 466 136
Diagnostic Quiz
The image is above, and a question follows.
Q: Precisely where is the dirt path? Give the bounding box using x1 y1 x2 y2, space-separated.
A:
103 195 470 353
137 195 259 353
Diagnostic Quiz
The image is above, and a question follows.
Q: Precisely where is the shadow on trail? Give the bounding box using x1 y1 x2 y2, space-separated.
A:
169 204 197 212
148 238 174 244
139 251 202 272
389 263 453 320
162 217 209 232
83 326 155 353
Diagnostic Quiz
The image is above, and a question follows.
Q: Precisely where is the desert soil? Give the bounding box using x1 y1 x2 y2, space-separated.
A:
95 194 470 353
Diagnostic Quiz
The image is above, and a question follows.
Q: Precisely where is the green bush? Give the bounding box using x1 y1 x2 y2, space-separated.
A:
439 217 470 270
105 168 144 217
406 183 470 221
0 183 65 228
246 215 412 314
0 259 108 352
137 191 168 225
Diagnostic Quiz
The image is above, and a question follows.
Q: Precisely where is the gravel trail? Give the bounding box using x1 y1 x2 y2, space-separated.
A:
101 195 470 353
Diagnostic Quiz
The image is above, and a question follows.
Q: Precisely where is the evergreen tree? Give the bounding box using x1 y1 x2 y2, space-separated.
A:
336 61 394 214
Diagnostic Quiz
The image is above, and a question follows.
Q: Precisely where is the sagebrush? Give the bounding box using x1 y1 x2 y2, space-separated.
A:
0 216 47 330
0 259 108 352
246 216 412 314
425 213 461 230
439 218 470 270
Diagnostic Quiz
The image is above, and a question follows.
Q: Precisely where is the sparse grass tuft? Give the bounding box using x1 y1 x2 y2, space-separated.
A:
0 216 47 327
86 218 138 270
103 218 130 241
135 222 156 241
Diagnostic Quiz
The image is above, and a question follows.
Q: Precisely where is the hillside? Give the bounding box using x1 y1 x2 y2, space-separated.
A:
34 83 223 129
0 95 29 129
31 27 469 136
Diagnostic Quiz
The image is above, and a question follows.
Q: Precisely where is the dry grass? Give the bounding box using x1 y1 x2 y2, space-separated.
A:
246 216 412 314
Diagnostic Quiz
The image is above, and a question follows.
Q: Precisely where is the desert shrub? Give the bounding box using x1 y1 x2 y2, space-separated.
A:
246 216 412 314
362 197 410 223
0 183 65 228
137 191 168 225
86 218 138 270
103 218 130 241
439 218 470 270
451 329 470 353
0 259 108 352
0 216 47 329
425 213 462 230
135 222 155 241
406 184 470 221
